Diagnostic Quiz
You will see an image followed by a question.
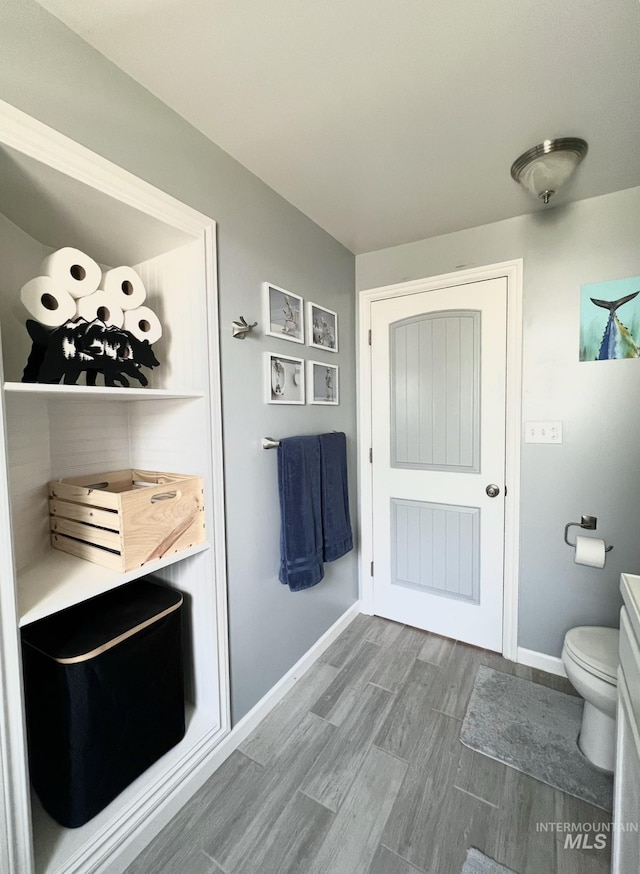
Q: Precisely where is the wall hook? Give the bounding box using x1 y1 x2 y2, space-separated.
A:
564 515 613 552
232 316 258 339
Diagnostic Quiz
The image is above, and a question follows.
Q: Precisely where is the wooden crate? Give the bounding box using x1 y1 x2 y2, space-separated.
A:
48 469 205 572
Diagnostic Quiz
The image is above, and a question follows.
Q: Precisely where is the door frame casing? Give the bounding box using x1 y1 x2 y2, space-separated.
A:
357 260 523 661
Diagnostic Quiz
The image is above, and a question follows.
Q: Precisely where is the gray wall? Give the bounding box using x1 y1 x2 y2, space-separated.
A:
0 0 358 723
357 186 640 658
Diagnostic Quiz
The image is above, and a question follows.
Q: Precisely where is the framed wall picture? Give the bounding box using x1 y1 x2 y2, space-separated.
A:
266 352 305 404
263 282 304 344
307 301 338 352
307 360 339 405
579 275 640 361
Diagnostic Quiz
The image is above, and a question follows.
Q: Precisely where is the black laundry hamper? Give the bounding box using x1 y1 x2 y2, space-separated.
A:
21 578 185 828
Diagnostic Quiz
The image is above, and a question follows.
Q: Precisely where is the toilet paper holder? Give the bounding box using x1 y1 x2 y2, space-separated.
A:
564 515 613 552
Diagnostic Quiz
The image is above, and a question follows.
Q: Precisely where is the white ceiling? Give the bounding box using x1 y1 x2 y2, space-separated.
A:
35 0 640 254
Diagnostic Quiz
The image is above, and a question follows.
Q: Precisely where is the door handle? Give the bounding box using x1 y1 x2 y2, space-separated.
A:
486 484 500 498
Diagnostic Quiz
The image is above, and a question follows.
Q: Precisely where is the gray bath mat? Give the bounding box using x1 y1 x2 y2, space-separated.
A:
461 848 517 874
461 666 613 811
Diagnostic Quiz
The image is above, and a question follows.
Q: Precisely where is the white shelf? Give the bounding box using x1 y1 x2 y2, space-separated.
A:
18 543 211 627
4 382 203 401
31 703 219 874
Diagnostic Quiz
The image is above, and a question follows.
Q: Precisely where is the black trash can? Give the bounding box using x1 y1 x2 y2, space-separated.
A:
21 578 185 828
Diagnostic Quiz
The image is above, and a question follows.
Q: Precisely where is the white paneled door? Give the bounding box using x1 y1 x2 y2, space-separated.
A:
371 277 507 651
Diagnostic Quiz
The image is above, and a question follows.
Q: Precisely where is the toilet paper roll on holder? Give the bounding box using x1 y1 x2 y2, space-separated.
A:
564 515 613 552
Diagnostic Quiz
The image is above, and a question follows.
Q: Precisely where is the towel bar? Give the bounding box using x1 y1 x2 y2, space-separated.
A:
262 431 338 450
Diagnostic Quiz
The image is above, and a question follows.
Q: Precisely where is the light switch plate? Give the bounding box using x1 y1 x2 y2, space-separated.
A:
525 421 563 444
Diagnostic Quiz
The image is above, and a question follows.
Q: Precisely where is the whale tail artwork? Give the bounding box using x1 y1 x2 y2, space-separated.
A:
591 290 640 360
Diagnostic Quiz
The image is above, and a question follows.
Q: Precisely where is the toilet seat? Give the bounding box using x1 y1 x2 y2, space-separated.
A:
564 626 619 685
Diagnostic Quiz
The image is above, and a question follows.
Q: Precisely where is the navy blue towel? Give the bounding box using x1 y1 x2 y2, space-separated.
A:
277 436 324 591
319 432 353 562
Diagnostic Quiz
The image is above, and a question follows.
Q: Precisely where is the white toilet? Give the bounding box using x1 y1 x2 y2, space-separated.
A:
561 625 619 772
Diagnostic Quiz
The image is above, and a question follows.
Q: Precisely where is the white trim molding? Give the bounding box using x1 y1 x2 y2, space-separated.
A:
220 601 361 747
0 329 33 874
357 260 523 660
517 647 567 678
0 100 211 236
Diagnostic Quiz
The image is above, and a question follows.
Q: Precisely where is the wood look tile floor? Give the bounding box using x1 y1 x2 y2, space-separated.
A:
125 615 612 874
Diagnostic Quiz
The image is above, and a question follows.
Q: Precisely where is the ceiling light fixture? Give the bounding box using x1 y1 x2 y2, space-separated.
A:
510 137 588 204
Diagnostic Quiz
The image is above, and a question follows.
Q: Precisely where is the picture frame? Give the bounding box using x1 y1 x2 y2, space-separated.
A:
307 301 338 352
266 352 305 404
579 275 640 361
263 282 304 344
307 360 339 405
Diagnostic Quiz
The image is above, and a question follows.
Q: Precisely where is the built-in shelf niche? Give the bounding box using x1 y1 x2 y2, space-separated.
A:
0 141 209 393
5 392 212 581
0 101 227 874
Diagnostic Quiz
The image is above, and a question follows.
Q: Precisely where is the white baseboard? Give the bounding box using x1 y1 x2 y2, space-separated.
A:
227 600 362 743
517 646 567 678
111 600 362 872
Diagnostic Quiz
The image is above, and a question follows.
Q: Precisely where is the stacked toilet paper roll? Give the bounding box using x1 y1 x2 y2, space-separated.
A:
99 266 146 310
20 250 161 335
76 292 125 328
79 265 146 329
21 247 102 328
20 276 77 327
574 535 606 569
40 247 102 299
124 306 163 344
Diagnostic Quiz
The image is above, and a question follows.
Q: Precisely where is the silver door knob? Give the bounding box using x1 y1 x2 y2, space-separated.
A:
486 484 500 498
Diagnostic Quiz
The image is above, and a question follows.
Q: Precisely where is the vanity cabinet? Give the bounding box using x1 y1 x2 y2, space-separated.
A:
0 101 229 873
613 574 640 872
